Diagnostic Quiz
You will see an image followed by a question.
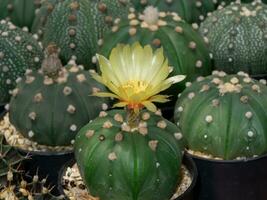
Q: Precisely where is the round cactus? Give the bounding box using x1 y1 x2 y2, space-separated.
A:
0 20 43 105
174 71 267 160
75 109 183 200
99 6 212 93
132 0 217 24
9 45 109 146
0 0 41 30
199 1 267 76
42 0 132 69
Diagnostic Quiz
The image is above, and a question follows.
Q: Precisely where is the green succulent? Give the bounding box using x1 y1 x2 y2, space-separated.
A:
174 71 267 160
199 1 267 76
0 20 43 105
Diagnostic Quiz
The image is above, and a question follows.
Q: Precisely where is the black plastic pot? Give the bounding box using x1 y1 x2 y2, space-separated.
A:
0 105 5 117
58 154 197 200
18 148 74 195
251 74 267 81
188 152 267 200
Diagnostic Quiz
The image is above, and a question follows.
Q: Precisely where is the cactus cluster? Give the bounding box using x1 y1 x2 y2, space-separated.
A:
199 1 267 76
9 46 109 147
0 20 43 105
100 6 211 93
174 71 267 160
75 109 184 200
42 0 132 69
0 0 42 30
132 0 217 24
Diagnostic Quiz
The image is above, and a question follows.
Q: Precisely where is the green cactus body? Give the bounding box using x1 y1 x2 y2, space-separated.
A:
31 0 63 38
174 71 267 160
132 0 216 24
0 0 41 30
199 1 267 76
9 50 109 146
75 109 183 200
42 0 132 69
100 7 211 93
0 20 43 105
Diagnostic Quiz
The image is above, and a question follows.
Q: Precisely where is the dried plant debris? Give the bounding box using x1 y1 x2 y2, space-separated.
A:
61 163 192 200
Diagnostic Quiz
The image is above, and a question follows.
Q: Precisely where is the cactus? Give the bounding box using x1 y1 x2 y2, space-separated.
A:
75 110 183 200
0 171 62 199
99 6 211 94
0 20 43 105
75 43 185 200
199 1 267 76
9 45 109 147
0 0 42 30
174 71 267 160
31 0 63 38
0 135 61 199
132 0 217 24
0 135 26 187
42 0 133 69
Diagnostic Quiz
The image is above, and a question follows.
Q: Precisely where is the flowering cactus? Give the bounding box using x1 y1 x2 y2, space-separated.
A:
75 43 185 200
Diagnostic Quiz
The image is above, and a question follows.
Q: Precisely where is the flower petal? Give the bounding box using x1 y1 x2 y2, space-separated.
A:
142 101 157 112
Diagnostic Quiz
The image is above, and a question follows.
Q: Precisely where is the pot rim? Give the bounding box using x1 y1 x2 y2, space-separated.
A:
57 154 198 200
186 150 267 164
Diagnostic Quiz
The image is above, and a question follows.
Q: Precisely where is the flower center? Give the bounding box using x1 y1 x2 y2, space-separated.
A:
121 80 149 94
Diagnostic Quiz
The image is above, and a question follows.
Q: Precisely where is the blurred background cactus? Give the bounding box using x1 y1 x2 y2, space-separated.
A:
0 20 43 105
199 1 267 77
42 0 133 69
0 0 42 30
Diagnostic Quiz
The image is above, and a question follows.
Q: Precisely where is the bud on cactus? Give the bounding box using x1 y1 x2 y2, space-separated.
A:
0 0 42 29
100 6 211 93
42 0 133 69
9 45 109 146
0 20 43 104
199 1 267 76
174 71 267 160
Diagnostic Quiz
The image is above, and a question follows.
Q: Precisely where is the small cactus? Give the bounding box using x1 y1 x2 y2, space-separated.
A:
199 1 267 76
75 43 185 200
0 20 43 104
99 6 212 93
174 71 267 160
132 0 217 24
0 135 26 187
0 0 42 30
9 45 109 146
0 171 62 199
42 0 133 69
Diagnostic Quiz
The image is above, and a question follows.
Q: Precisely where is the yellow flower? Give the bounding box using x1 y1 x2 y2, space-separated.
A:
91 43 185 112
